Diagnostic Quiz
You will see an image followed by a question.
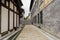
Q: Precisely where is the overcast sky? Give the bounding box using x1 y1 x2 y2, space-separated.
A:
21 0 31 18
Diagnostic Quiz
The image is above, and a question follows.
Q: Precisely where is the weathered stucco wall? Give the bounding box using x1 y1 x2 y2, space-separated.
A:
42 0 60 38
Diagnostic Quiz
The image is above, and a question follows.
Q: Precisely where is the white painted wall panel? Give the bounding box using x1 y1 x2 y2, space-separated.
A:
17 15 19 27
15 6 16 12
2 0 5 4
10 11 13 30
14 14 16 27
10 2 13 9
6 1 8 6
1 6 8 33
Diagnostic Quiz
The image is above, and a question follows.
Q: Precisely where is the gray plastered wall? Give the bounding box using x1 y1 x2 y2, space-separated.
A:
42 0 60 38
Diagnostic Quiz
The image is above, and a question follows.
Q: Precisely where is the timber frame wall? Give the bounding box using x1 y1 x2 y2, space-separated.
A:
0 0 20 37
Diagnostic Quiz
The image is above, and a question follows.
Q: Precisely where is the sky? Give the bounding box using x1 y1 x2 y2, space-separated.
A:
21 0 31 18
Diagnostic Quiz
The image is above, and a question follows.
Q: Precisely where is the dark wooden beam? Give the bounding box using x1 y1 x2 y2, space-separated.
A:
30 0 34 11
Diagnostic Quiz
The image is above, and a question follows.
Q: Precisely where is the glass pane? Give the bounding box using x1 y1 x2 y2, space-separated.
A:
1 6 8 33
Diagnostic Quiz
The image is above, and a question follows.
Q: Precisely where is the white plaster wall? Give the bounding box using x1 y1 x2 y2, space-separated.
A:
1 6 8 33
17 15 19 27
15 6 16 12
14 14 16 27
10 2 13 9
43 0 60 38
2 0 5 4
10 11 13 30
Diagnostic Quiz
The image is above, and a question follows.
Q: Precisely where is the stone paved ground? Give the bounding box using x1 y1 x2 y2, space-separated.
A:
16 25 58 40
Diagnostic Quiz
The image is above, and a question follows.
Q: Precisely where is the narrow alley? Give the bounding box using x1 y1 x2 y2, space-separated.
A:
16 25 59 40
0 0 60 40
